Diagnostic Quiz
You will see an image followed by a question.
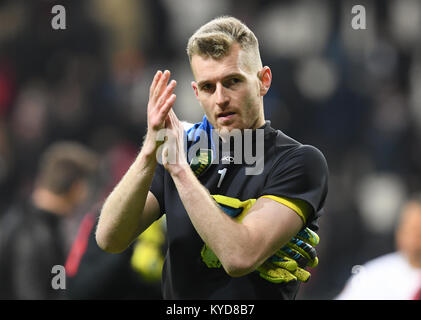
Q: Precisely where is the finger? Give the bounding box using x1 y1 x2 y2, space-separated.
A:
256 261 297 283
296 228 320 246
284 241 318 268
168 109 183 137
166 110 180 136
268 256 298 272
149 70 162 98
160 93 176 121
168 107 177 125
276 247 309 267
289 238 317 261
158 80 177 109
164 111 185 165
154 70 170 101
294 267 311 282
165 111 172 129
169 108 183 134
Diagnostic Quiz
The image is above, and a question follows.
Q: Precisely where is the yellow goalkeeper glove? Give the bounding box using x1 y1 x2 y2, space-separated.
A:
201 195 320 284
256 227 319 283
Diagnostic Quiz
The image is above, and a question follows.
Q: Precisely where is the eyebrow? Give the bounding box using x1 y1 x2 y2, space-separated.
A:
197 73 245 88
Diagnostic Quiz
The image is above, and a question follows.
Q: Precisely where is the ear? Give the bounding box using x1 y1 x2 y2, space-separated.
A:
191 81 200 99
258 66 272 96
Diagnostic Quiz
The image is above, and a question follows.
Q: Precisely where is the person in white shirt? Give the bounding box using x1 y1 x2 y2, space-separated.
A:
336 194 421 300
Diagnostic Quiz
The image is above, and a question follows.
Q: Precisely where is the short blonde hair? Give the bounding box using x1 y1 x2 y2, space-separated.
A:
187 16 262 71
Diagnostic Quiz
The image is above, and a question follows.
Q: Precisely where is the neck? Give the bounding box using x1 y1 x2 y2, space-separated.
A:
251 103 266 129
32 188 73 216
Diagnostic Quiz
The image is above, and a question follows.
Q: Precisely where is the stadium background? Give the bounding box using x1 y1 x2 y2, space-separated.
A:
0 0 420 299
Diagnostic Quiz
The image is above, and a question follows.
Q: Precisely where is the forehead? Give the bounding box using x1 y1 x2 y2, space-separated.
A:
191 44 252 82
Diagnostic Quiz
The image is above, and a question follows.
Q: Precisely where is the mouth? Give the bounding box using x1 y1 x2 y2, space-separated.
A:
217 111 236 121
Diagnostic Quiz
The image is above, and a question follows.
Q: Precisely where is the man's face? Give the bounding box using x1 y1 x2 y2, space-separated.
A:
396 202 421 268
191 43 268 132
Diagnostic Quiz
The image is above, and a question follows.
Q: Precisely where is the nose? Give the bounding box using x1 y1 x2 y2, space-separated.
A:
215 83 229 107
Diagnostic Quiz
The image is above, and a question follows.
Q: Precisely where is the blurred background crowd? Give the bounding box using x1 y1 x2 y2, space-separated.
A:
0 0 421 299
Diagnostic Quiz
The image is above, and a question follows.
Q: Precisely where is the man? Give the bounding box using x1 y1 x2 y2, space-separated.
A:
336 194 421 300
96 16 328 299
0 141 98 299
65 143 165 300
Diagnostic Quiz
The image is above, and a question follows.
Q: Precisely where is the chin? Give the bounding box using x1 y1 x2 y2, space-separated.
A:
219 124 243 133
217 119 246 131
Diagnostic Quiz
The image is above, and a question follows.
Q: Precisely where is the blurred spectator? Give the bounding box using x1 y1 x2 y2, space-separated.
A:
336 193 421 300
65 208 165 300
65 142 165 299
9 81 50 194
0 141 98 299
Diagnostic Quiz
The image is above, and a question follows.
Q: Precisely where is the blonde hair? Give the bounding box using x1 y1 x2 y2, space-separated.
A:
187 16 262 71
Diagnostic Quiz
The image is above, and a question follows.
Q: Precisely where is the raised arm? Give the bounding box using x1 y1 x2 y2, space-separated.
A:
96 70 177 253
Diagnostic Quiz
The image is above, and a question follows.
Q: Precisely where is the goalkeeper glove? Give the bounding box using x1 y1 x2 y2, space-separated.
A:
201 195 320 284
256 227 319 283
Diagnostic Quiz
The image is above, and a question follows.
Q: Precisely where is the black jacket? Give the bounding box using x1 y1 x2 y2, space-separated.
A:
0 202 67 299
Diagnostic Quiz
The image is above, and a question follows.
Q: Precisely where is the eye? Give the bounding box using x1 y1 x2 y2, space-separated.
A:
224 78 241 88
200 83 214 92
